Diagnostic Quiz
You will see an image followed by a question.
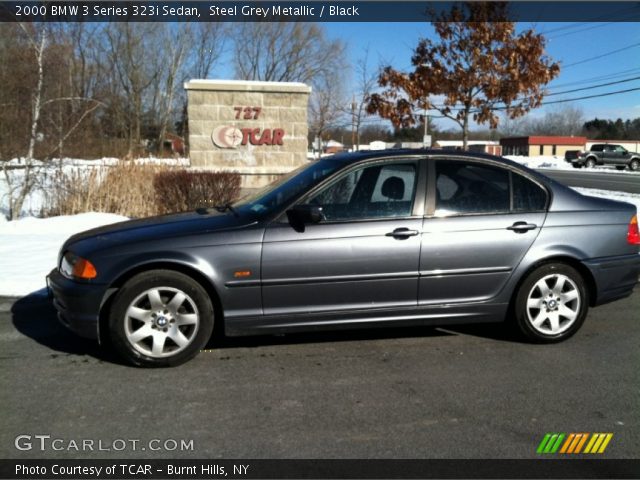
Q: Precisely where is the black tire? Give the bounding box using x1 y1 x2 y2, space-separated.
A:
630 159 640 171
571 163 582 169
108 270 214 367
615 166 626 171
585 158 597 168
514 263 588 343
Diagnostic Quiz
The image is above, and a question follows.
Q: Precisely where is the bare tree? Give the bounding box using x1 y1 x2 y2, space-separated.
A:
232 22 345 84
2 24 47 220
308 74 347 155
526 104 585 136
104 23 162 156
189 23 228 79
152 24 190 152
0 23 104 219
348 48 378 150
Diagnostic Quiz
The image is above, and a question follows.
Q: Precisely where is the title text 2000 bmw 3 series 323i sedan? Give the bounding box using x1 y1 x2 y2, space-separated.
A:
47 150 640 367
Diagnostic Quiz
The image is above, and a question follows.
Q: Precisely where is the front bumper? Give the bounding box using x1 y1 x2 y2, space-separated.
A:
47 268 108 340
584 253 640 306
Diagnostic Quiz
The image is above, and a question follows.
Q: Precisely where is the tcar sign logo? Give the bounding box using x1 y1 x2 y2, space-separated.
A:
211 126 243 149
211 126 285 149
211 105 285 149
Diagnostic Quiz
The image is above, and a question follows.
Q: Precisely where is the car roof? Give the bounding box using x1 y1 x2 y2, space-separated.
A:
328 148 534 171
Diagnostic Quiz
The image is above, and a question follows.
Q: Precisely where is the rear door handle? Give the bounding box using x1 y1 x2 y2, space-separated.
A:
507 221 537 233
386 228 419 239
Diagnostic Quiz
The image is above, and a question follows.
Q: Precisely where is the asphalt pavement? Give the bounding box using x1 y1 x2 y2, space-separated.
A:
1 290 639 459
535 168 640 194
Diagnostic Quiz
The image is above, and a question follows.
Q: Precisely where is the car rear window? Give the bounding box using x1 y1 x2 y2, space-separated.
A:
512 173 547 212
435 160 547 216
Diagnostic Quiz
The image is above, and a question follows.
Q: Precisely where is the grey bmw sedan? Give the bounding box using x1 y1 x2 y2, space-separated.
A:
47 150 640 367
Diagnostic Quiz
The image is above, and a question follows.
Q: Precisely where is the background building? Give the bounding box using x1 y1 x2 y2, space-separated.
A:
434 140 502 155
500 136 587 156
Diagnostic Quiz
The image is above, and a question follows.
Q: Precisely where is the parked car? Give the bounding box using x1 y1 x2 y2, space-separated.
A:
567 144 640 170
48 150 640 367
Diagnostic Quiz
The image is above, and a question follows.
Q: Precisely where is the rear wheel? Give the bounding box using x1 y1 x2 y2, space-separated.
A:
585 158 597 168
630 159 640 171
108 270 214 367
514 263 588 343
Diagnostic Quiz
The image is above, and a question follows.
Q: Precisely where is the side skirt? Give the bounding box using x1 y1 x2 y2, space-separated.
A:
224 302 509 336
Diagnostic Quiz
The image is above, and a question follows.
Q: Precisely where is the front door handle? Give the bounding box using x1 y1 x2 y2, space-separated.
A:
507 221 537 233
386 228 419 239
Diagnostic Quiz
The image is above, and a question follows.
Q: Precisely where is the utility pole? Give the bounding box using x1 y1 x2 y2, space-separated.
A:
351 95 357 152
423 109 429 149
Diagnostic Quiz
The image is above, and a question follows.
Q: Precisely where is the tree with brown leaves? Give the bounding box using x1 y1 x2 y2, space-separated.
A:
367 2 560 150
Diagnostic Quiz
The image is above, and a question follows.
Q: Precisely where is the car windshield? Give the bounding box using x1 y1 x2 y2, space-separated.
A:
233 158 343 216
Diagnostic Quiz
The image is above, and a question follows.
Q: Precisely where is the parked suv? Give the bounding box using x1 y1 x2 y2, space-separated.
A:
568 144 640 170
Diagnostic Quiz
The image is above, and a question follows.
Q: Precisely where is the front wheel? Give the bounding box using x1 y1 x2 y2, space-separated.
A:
108 270 214 367
514 264 588 343
630 159 640 171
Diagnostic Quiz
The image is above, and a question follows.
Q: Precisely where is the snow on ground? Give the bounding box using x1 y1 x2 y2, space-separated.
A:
0 212 128 297
5 157 190 167
505 155 640 174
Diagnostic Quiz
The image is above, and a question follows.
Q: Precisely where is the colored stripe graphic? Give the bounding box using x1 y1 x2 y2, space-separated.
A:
537 433 565 454
538 433 613 454
584 433 614 453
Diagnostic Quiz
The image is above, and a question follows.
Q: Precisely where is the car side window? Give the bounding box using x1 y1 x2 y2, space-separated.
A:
512 173 547 212
435 160 510 216
307 162 418 221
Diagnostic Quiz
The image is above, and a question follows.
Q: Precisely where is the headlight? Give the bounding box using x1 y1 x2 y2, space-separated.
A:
60 251 98 279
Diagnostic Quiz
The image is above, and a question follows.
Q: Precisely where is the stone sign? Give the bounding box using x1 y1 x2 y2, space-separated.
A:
184 79 311 189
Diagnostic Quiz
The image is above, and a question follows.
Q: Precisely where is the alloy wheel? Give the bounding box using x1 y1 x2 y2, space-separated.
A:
124 287 200 358
525 274 581 335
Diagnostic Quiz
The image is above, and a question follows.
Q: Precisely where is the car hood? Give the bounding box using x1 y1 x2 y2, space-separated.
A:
63 210 256 253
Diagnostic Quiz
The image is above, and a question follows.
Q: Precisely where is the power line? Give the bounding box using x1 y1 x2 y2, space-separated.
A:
544 75 640 97
426 75 640 109
427 86 640 114
535 86 640 107
547 22 615 40
548 67 640 89
562 41 640 68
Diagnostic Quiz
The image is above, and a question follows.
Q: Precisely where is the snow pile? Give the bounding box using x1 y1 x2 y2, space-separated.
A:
505 155 573 170
506 155 640 174
4 157 189 167
0 212 128 297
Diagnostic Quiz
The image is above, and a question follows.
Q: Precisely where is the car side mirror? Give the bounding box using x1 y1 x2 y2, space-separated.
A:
286 204 324 231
